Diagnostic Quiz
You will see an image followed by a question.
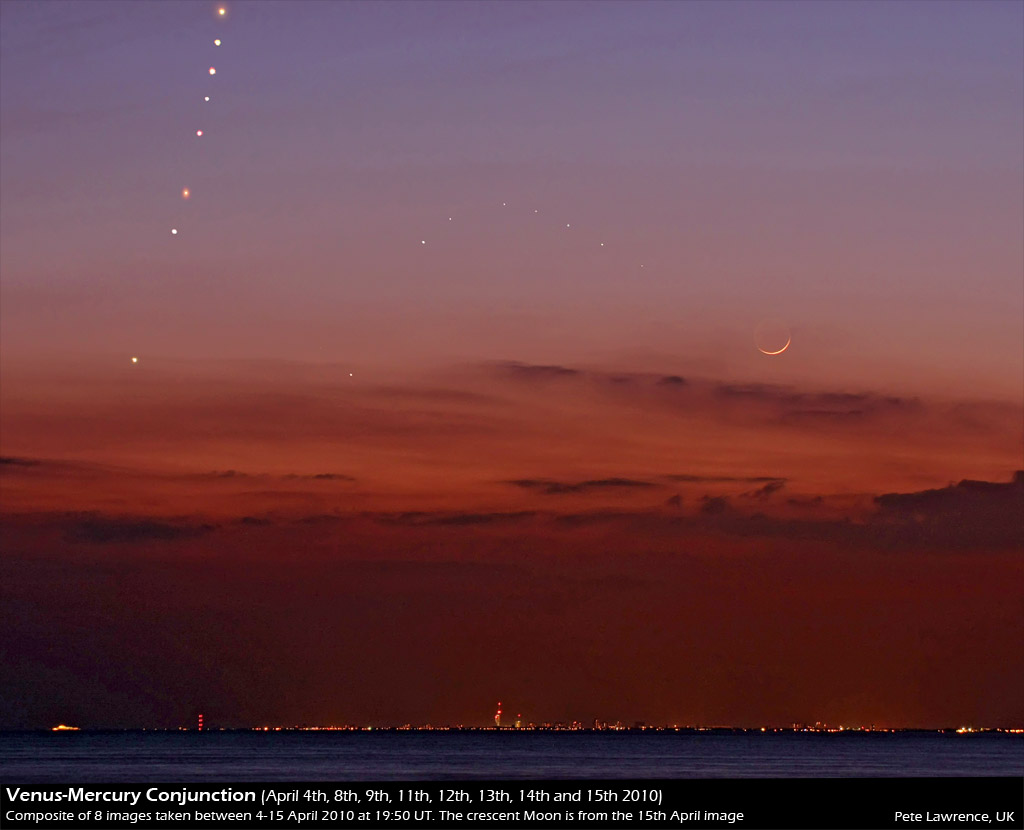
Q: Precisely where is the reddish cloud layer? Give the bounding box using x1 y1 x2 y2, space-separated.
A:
1 360 1021 728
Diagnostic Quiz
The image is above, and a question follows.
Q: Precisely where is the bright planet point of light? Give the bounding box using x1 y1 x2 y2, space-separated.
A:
131 357 138 364
214 39 221 46
218 7 226 16
182 188 190 199
171 228 178 235
204 96 210 102
209 67 216 75
196 130 203 137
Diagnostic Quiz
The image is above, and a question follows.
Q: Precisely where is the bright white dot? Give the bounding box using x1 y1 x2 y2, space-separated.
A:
502 202 506 206
214 38 222 46
196 129 203 136
218 7 226 16
534 209 538 213
421 240 426 245
600 242 604 247
349 373 353 377
171 228 178 235
131 356 138 364
566 223 571 228
208 67 216 75
448 217 452 221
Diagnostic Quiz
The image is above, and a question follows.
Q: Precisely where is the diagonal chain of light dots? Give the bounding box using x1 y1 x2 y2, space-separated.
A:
147 5 226 366
170 5 227 239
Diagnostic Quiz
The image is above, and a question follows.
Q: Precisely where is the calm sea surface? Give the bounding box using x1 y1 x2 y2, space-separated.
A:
1 732 1022 782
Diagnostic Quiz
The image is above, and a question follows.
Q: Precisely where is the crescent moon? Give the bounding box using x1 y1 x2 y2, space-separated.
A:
757 336 791 356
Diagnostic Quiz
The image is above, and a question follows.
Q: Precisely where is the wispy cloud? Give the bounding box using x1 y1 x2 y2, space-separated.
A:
503 477 659 495
490 360 581 380
0 456 41 467
61 513 216 544
374 510 540 527
665 474 785 484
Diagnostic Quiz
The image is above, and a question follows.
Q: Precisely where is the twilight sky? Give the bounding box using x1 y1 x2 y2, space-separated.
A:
1 1 1022 730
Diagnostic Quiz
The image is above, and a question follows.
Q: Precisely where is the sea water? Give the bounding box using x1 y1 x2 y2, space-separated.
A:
1 731 1021 783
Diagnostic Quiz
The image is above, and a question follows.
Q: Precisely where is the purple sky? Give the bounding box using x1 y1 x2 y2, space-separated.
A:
2 0 1021 395
1 1 1022 729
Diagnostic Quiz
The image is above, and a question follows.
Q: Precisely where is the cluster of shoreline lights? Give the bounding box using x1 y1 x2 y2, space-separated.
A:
53 724 1023 734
